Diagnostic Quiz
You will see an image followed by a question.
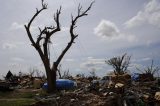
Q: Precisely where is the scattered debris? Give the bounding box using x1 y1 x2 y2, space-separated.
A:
1 70 160 106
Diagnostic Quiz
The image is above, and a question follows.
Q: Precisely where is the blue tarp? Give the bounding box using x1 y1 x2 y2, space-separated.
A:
43 79 76 90
131 73 140 81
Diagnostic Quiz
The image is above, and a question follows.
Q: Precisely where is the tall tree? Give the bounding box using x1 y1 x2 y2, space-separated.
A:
24 0 93 93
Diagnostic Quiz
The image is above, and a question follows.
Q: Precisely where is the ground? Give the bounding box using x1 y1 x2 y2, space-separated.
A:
0 89 40 106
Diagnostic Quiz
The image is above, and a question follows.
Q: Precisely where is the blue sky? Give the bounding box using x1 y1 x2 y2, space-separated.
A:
0 0 160 78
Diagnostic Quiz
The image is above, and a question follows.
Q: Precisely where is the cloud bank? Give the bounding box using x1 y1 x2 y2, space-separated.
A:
125 0 160 28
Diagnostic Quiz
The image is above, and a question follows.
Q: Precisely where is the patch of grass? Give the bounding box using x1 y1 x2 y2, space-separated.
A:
16 92 35 98
0 99 36 106
38 89 49 96
0 89 42 106
0 91 13 98
0 90 36 99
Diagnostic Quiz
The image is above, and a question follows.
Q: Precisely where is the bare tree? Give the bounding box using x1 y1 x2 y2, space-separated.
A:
137 60 160 76
106 53 131 75
24 0 93 92
62 69 72 79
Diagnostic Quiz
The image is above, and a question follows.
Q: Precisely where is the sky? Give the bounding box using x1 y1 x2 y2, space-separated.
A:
0 0 160 78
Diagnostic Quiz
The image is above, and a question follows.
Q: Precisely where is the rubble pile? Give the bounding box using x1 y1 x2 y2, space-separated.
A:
1 71 160 106
19 76 44 89
29 74 160 106
0 71 45 90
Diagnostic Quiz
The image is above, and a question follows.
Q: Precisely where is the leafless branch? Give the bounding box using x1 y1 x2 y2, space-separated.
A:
24 0 47 47
70 1 94 37
36 27 46 45
49 6 61 35
53 2 94 69
41 6 61 60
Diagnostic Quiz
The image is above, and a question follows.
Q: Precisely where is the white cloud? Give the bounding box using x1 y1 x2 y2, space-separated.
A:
2 42 17 50
10 22 24 30
125 0 160 28
94 18 160 49
11 57 24 62
132 57 151 62
8 62 20 68
80 58 106 71
10 22 38 32
94 19 137 44
87 57 94 59
61 27 69 32
94 20 120 37
64 58 75 62
107 33 137 43
125 11 146 28
2 41 25 50
141 57 151 61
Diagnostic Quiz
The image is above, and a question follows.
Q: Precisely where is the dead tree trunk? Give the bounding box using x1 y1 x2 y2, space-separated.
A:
24 0 93 93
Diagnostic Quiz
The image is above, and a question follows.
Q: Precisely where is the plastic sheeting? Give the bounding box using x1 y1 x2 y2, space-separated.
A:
43 79 77 90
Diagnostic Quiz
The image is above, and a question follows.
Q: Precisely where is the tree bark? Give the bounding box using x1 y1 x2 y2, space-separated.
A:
46 69 56 93
43 62 57 93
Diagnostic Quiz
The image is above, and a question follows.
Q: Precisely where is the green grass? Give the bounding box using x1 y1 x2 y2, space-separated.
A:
0 91 35 99
0 99 36 106
0 90 39 106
